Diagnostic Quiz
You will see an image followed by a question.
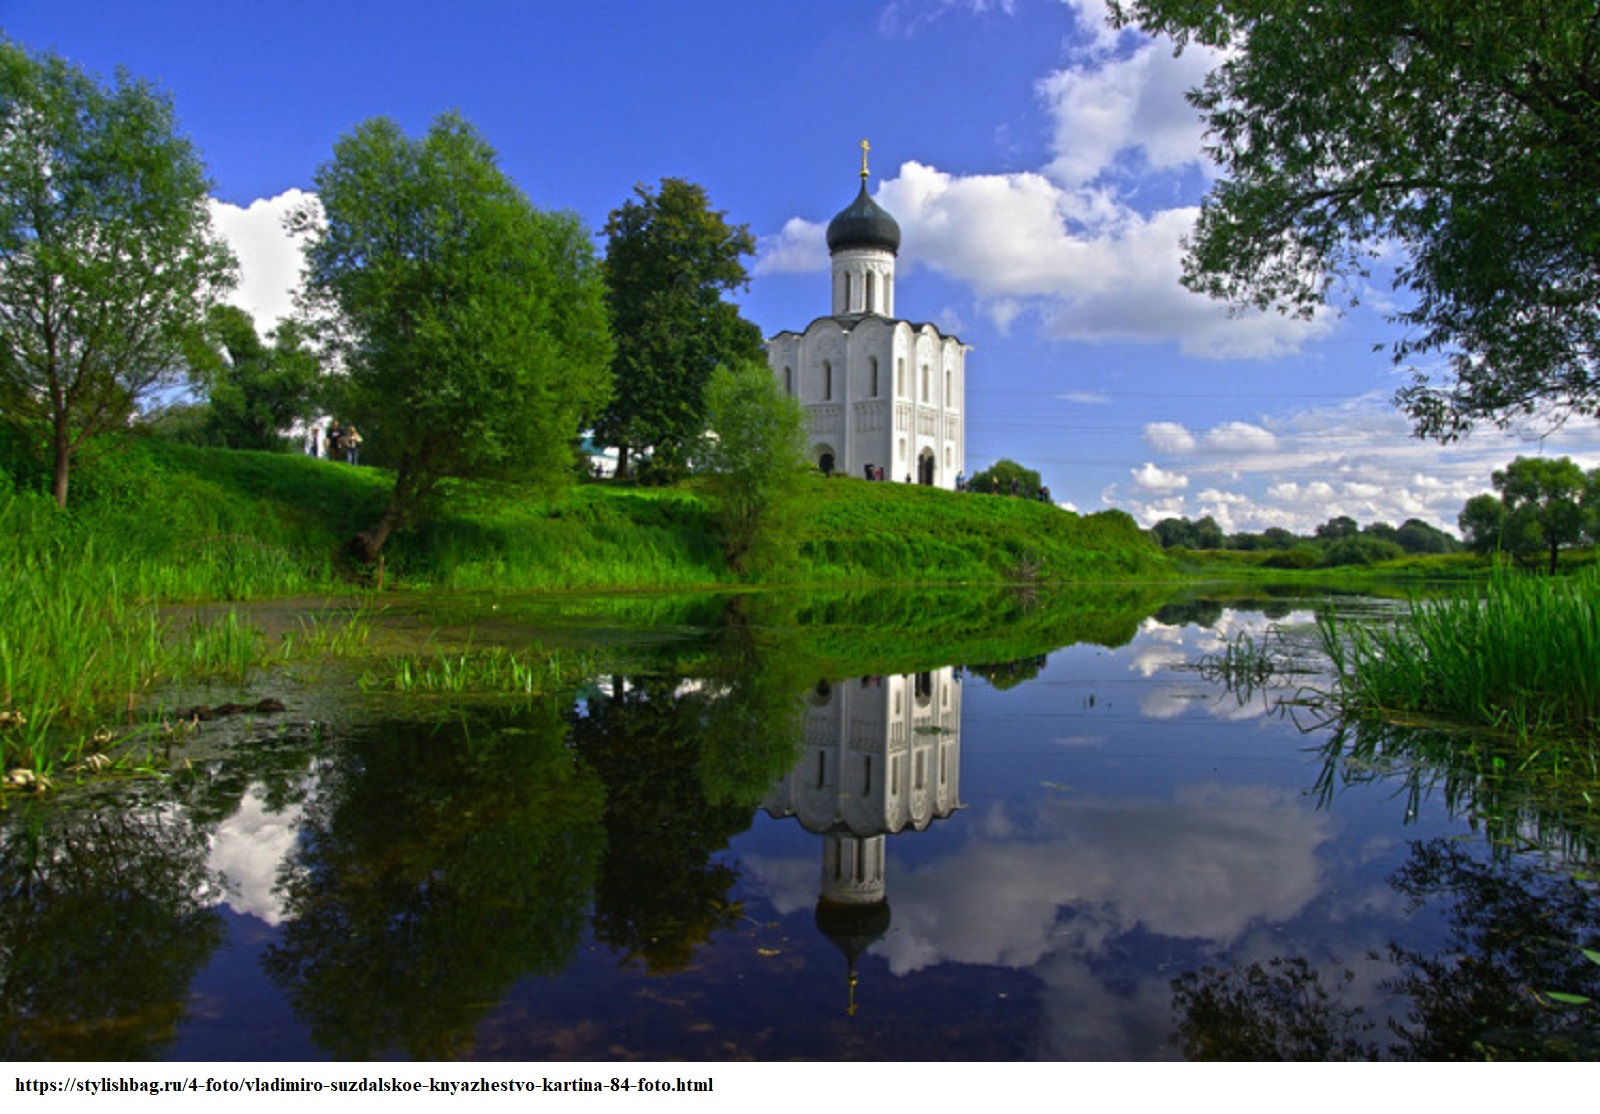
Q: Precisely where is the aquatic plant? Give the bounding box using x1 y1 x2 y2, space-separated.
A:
1318 568 1600 741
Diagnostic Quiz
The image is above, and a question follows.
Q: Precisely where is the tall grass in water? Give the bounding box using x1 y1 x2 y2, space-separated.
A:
0 485 300 773
1319 568 1600 739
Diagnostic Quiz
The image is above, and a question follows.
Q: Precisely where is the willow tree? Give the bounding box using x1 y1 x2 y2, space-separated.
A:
1112 1 1600 438
0 37 236 507
296 113 612 565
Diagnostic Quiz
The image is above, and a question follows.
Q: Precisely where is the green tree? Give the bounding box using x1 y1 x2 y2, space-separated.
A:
295 113 612 565
1314 516 1359 542
1493 455 1590 574
1457 493 1506 557
1394 518 1460 555
188 306 320 450
969 458 1043 499
0 38 236 507
699 359 810 573
595 178 764 481
1110 1 1600 438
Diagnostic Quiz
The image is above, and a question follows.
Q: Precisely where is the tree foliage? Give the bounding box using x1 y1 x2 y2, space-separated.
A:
0 37 236 506
595 178 764 481
296 113 612 564
1110 1 1600 438
699 359 810 573
1457 456 1600 571
186 305 320 450
968 458 1044 499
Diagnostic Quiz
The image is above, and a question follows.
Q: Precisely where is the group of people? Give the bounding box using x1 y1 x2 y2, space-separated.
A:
305 419 363 465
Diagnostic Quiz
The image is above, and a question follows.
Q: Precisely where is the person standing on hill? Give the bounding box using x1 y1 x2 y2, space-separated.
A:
344 425 362 466
327 420 344 462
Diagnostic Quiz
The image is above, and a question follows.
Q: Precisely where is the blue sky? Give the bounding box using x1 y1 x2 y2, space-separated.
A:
8 0 1599 533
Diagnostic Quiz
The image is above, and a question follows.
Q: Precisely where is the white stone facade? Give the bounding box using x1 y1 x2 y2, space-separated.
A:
768 182 967 488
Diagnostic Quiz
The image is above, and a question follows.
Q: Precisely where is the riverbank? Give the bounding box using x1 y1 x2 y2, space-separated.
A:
0 436 1167 772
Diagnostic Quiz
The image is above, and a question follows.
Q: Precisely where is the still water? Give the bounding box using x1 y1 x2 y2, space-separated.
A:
4 591 1597 1060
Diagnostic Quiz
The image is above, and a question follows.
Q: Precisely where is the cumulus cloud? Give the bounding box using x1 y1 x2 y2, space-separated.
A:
754 3 1333 360
1120 394 1600 532
877 784 1330 976
1037 38 1218 187
208 189 315 331
1131 461 1188 492
1203 421 1278 453
863 161 1331 357
1144 420 1197 454
753 217 828 276
208 780 307 926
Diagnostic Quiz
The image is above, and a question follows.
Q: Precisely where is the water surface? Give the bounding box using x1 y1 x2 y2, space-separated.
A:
3 591 1596 1060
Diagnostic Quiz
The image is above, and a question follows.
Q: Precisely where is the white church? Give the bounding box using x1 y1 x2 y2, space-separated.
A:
767 146 968 488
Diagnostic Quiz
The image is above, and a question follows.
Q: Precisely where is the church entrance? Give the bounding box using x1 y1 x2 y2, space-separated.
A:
916 449 935 486
817 446 837 477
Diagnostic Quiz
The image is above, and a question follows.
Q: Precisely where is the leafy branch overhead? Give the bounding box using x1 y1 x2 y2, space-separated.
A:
1111 0 1600 438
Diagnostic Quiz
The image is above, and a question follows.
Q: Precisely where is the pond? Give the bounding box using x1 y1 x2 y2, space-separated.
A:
3 588 1597 1060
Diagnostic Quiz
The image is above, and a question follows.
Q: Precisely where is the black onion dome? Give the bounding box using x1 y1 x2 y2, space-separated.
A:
826 181 901 255
815 898 892 964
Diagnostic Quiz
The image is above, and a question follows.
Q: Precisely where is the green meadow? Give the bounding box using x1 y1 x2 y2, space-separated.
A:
0 436 1169 773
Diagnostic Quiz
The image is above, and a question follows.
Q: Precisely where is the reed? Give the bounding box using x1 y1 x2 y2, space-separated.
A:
358 645 590 696
1319 567 1600 740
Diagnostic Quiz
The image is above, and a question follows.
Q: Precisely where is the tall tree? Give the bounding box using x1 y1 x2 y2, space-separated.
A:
188 305 320 450
595 178 764 480
1492 455 1590 574
0 38 236 507
1110 1 1600 438
295 113 612 566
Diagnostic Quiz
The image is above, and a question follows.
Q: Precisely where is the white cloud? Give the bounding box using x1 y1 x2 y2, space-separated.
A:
1037 39 1217 187
877 784 1330 975
1126 394 1600 532
1131 461 1188 492
208 189 315 331
753 217 828 276
208 780 306 926
1144 420 1197 453
1203 421 1278 454
867 161 1331 358
1057 390 1110 404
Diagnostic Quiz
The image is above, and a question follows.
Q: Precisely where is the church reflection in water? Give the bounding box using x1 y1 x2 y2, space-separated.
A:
761 667 964 1011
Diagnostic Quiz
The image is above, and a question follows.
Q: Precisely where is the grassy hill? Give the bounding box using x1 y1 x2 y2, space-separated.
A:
1 436 1169 598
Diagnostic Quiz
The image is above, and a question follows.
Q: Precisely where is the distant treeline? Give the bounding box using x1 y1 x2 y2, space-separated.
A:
1148 514 1460 568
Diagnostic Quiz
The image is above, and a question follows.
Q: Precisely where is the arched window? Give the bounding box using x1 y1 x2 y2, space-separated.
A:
865 271 876 313
921 364 929 403
897 358 905 398
842 273 852 311
823 359 833 401
783 366 793 395
945 367 952 403
868 356 879 398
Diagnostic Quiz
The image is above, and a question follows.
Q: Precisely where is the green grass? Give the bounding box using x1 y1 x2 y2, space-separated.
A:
0 434 1172 772
1318 567 1600 740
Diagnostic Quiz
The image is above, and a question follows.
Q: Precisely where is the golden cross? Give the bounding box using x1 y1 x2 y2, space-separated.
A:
860 138 871 180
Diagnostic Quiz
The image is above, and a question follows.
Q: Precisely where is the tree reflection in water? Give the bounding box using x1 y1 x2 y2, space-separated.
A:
1173 838 1600 1060
262 699 605 1060
0 802 224 1060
